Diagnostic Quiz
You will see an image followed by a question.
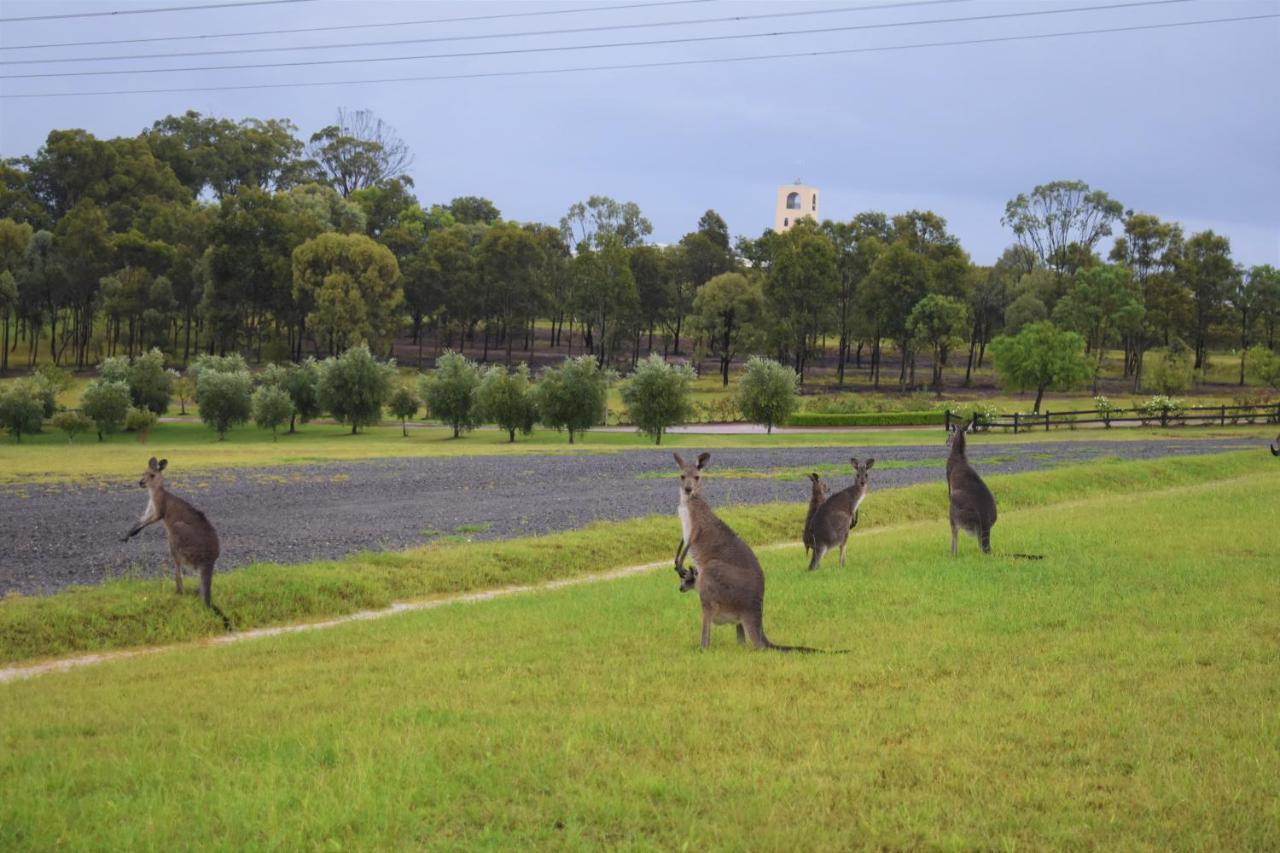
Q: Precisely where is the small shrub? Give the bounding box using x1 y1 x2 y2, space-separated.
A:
127 348 172 414
50 410 94 442
1144 342 1195 396
1137 395 1185 425
124 406 158 434
386 385 421 437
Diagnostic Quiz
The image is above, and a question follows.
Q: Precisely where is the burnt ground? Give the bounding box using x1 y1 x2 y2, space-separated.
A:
0 437 1257 596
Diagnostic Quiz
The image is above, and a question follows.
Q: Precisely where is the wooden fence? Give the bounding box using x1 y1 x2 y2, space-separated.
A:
944 402 1280 434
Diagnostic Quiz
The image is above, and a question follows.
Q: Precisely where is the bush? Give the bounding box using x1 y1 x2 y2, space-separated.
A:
196 369 252 439
318 344 395 434
127 348 172 414
619 354 695 444
80 379 131 441
473 363 536 443
0 381 44 442
386 385 420 437
419 350 481 438
1137 395 1185 424
32 365 73 417
534 356 608 444
251 385 294 441
124 406 158 434
736 357 798 434
50 410 93 442
188 353 250 384
1144 342 1195 396
1244 345 1280 391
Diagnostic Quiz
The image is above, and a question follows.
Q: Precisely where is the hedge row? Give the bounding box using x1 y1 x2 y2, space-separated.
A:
785 411 947 427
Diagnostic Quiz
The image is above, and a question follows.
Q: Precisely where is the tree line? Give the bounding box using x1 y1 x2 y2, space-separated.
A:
1 110 1277 398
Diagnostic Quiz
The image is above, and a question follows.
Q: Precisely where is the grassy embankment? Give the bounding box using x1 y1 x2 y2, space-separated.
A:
1 451 1271 667
0 459 1276 848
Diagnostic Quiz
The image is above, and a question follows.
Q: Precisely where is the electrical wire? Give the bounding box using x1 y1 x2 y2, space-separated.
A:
0 0 716 50
2 12 1270 100
0 0 1205 80
0 0 979 65
0 0 312 24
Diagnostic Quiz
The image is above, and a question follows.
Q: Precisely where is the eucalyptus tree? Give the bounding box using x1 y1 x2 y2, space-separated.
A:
1176 230 1237 369
1002 180 1124 281
306 108 414 197
763 218 838 382
1052 264 1144 392
1109 212 1185 388
691 271 765 386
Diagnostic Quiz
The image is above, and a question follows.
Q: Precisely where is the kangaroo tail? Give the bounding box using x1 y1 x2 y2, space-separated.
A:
1004 553 1045 561
1271 440 1279 457
208 602 234 632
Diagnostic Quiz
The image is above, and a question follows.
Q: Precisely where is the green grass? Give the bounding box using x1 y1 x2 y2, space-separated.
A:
0 451 1270 666
1 467 1276 848
1 417 1274 485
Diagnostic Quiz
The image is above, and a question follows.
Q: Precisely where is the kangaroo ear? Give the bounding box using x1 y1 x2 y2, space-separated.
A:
673 452 685 468
809 472 819 482
147 456 158 471
696 452 710 470
849 457 859 469
864 458 875 470
157 459 168 472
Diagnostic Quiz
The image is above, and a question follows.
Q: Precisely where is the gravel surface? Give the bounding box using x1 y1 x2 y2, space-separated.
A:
0 438 1257 596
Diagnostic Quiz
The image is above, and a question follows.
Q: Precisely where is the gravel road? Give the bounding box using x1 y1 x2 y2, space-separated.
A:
0 438 1257 596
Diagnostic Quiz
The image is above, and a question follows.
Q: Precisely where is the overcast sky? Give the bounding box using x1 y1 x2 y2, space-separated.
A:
1 0 1277 267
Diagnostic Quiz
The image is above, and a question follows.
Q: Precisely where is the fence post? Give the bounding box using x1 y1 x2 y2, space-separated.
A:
1221 405 1226 426
1045 410 1050 431
1013 412 1019 434
1161 409 1168 428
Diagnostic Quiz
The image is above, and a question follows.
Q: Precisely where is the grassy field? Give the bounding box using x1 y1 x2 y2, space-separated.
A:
0 451 1270 666
1 463 1275 848
2 416 1276 485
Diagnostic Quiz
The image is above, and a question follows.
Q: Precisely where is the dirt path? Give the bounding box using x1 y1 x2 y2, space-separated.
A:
0 438 1256 596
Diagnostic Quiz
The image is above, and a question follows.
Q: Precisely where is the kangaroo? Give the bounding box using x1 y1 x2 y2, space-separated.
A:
121 457 222 610
807 458 874 571
672 452 818 652
946 419 997 555
801 473 830 558
1271 432 1279 456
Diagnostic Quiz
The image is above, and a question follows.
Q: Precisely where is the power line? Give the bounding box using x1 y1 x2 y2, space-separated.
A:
0 0 313 24
0 0 715 50
2 12 1270 100
0 0 977 65
0 0 1203 80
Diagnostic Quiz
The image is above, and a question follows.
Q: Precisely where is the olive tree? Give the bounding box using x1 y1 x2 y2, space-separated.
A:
318 343 396 434
619 354 694 445
196 369 253 439
252 384 294 441
736 356 798 434
50 410 93 442
474 363 537 443
0 381 44 442
387 385 420 437
534 356 608 444
80 379 131 440
907 294 971 395
419 350 481 438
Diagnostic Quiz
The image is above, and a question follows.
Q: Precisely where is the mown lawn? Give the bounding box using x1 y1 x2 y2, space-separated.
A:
1 464 1276 848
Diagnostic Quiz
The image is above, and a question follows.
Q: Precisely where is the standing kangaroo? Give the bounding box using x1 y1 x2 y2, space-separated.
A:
672 452 817 652
121 457 221 608
946 419 997 555
806 458 874 571
802 472 830 557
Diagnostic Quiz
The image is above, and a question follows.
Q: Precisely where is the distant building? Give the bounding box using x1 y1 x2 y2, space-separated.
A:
774 182 819 233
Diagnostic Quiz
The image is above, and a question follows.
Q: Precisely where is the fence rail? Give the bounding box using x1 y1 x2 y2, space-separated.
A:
944 402 1280 434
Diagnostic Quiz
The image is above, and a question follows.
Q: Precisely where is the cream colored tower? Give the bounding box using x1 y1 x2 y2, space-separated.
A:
774 182 819 232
